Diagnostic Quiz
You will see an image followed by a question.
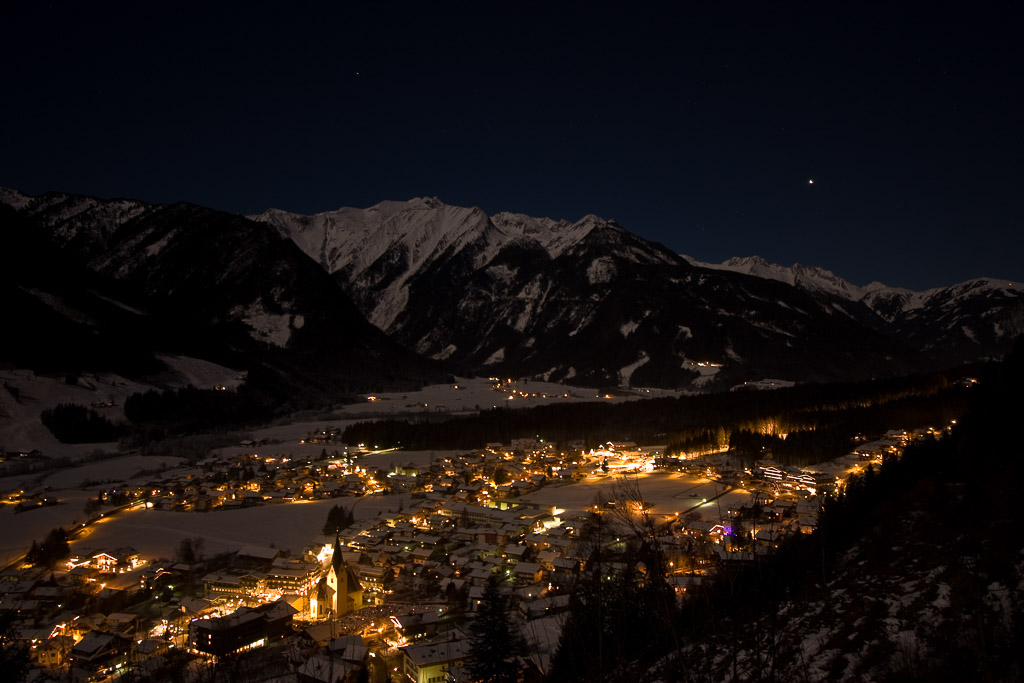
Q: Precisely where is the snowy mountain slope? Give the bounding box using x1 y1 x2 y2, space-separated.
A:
6 188 154 260
868 277 1023 361
259 200 924 389
690 254 1023 363
686 254 870 301
0 192 448 404
7 187 1013 394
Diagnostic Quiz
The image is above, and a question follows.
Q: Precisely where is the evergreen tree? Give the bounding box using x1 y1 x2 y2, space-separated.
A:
29 527 70 568
0 612 30 682
322 504 355 535
467 574 526 683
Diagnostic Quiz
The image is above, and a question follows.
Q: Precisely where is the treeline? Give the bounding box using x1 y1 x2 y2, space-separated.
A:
322 504 356 536
123 385 276 434
550 339 1024 682
550 533 679 681
38 385 278 445
726 425 856 466
40 403 120 443
342 369 972 461
26 527 70 568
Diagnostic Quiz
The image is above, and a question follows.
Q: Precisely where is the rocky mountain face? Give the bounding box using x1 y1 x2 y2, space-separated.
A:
256 199 932 390
5 189 1015 397
690 255 1024 365
0 191 448 406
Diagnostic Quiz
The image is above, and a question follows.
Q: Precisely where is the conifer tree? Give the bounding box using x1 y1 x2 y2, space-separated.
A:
467 574 526 683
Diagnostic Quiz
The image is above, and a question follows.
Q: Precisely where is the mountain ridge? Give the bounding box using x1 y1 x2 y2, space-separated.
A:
1 190 450 406
685 253 1023 364
4 187 1020 394
256 197 930 389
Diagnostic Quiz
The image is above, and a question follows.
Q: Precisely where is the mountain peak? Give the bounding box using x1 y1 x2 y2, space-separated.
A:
0 187 32 210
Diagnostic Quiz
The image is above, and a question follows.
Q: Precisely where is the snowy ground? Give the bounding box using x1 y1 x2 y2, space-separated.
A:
520 613 568 675
65 493 412 561
338 377 682 417
519 471 753 523
0 454 185 564
0 374 689 564
0 490 95 565
0 355 242 461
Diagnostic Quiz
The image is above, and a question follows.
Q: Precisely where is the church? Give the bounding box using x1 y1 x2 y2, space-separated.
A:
311 538 363 620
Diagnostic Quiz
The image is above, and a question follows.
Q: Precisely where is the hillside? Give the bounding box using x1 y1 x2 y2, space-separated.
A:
0 193 450 412
257 199 929 389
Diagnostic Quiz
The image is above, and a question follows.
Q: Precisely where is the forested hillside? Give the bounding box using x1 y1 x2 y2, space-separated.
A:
548 338 1024 682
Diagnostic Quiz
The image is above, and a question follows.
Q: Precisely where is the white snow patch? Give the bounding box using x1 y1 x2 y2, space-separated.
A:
483 347 506 365
432 344 458 360
366 284 408 331
933 582 951 609
234 301 299 347
0 187 33 210
732 378 796 391
587 257 616 285
154 353 246 390
513 306 532 333
684 359 722 387
620 321 639 337
21 288 95 325
91 292 145 315
618 352 650 386
750 321 796 338
487 264 517 286
961 325 978 342
566 317 589 337
145 231 175 257
0 370 150 460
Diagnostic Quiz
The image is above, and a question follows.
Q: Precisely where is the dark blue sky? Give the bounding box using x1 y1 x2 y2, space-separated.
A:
3 2 1021 290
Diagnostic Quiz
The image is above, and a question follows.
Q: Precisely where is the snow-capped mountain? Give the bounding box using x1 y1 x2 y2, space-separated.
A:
691 255 1023 363
685 255 870 300
6 187 1015 396
0 190 448 404
256 199 926 389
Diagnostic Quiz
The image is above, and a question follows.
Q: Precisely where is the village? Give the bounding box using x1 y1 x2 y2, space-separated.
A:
0 418 937 682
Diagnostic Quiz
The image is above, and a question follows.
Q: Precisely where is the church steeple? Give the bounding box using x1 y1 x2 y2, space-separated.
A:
311 535 364 621
331 535 344 578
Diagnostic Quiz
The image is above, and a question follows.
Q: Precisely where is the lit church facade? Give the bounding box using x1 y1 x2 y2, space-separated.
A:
310 539 362 620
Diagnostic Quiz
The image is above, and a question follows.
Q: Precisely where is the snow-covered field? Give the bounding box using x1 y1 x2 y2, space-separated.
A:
0 374 687 564
66 494 411 560
0 454 186 564
0 490 95 565
0 355 243 461
519 471 752 522
338 377 682 417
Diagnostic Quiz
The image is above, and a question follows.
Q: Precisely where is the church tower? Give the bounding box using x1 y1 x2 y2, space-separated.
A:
314 537 363 619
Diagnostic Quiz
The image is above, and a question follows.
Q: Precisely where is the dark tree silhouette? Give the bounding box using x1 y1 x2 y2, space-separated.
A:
467 574 527 683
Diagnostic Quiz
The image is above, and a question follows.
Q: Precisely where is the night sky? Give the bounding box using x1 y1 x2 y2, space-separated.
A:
3 2 1021 290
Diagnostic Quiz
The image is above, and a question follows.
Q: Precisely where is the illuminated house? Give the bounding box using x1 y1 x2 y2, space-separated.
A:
92 548 141 573
399 634 471 683
188 599 296 657
69 630 130 674
311 539 362 620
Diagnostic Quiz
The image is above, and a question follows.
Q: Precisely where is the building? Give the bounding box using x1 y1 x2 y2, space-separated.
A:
188 599 296 657
400 634 471 683
311 539 363 620
69 630 131 675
